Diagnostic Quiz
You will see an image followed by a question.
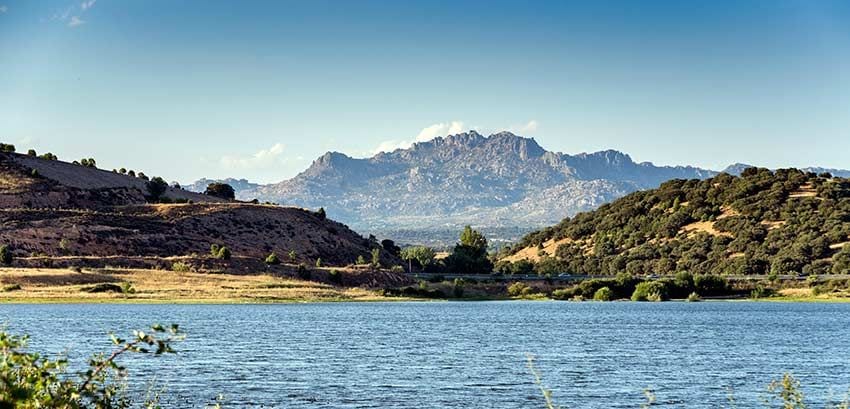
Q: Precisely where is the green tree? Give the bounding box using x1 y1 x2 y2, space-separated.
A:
445 226 493 275
832 245 850 274
371 248 381 268
400 246 436 271
356 255 367 265
145 176 169 201
0 143 16 153
0 245 12 265
26 149 36 156
288 250 297 263
317 207 326 219
265 253 280 265
381 239 401 256
205 182 235 200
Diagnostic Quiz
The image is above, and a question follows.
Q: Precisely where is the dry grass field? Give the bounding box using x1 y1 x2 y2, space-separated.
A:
0 267 394 303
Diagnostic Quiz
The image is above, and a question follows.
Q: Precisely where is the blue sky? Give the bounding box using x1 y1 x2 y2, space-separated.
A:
1 1 849 183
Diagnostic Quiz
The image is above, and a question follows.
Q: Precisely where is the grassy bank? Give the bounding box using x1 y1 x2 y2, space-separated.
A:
0 267 399 303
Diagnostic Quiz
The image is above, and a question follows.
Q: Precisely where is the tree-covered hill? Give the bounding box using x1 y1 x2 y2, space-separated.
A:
500 168 850 276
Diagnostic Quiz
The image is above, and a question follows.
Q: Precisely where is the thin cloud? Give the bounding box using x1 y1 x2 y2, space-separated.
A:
373 120 467 154
68 16 85 27
220 143 287 170
0 5 8 14
81 0 96 10
519 120 538 133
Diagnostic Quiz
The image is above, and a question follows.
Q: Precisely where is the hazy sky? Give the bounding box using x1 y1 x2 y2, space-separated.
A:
2 1 849 183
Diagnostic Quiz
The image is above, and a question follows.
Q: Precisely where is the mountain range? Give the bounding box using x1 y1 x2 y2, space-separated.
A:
187 131 849 243
184 132 709 233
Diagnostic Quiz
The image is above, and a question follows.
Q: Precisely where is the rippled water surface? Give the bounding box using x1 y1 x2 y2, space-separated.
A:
1 301 849 408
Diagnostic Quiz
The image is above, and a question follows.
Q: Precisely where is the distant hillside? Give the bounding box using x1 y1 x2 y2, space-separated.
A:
502 168 850 276
722 163 850 178
0 151 400 268
206 131 716 232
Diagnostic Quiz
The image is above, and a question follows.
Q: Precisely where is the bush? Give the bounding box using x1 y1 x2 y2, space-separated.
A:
593 286 614 301
631 281 669 301
693 274 728 296
328 269 342 284
356 255 367 265
390 265 405 273
210 244 231 260
315 258 323 268
265 253 281 265
551 287 575 300
317 207 326 219
0 245 12 265
2 283 22 292
26 149 36 156
452 278 465 298
507 282 531 297
297 263 311 280
0 143 15 153
687 292 701 302
171 261 192 272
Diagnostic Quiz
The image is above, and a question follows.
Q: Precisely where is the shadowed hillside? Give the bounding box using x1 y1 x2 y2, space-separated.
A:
0 151 402 269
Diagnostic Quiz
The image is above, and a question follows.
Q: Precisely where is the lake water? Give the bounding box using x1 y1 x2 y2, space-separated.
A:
1 301 849 408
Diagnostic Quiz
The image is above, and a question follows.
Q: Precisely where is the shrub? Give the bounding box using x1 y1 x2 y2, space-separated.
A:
171 261 192 272
551 287 575 300
288 250 297 263
265 253 280 265
30 168 39 178
297 263 311 280
390 265 405 273
120 282 136 294
0 143 15 153
452 278 465 298
593 286 614 301
631 281 669 301
26 149 36 156
39 152 58 160
687 292 701 302
83 283 124 293
693 274 729 296
328 269 342 284
0 245 12 265
356 255 367 265
210 244 230 260
317 207 326 219
315 258 323 268
508 282 531 297
2 283 22 292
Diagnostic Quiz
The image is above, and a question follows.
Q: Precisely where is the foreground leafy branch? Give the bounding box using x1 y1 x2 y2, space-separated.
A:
0 323 184 408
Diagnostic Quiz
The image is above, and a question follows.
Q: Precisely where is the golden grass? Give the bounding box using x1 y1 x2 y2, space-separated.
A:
503 237 579 263
0 267 392 303
679 220 733 238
